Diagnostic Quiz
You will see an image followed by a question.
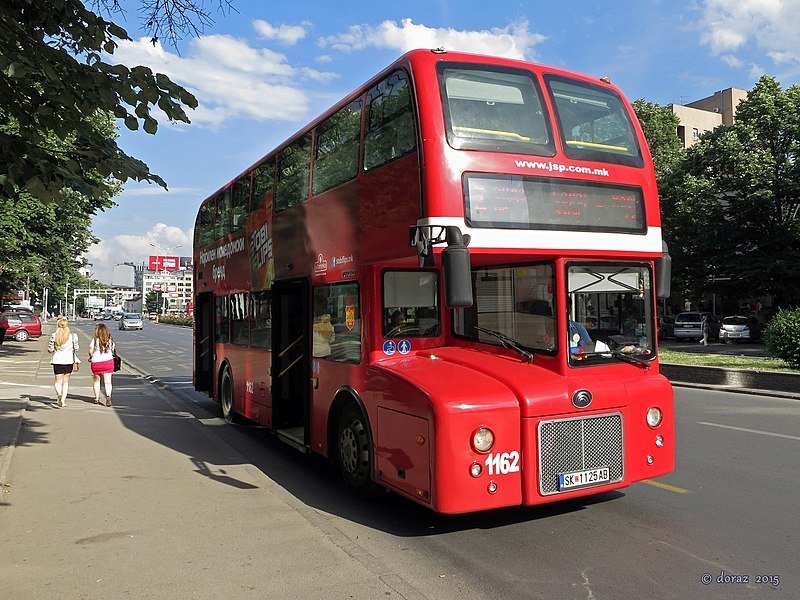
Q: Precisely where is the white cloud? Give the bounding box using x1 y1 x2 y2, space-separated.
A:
253 20 311 45
720 54 744 68
111 33 336 127
699 0 800 65
85 224 192 284
318 18 545 61
749 63 767 79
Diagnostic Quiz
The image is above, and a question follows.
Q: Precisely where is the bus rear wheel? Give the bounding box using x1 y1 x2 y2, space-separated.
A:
337 403 374 494
220 367 238 423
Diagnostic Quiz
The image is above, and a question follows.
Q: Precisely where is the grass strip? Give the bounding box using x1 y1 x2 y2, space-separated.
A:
659 349 799 374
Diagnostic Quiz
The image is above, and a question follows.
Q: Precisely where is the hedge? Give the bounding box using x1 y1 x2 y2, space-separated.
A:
763 308 800 368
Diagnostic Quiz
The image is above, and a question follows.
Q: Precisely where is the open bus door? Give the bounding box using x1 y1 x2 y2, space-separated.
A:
271 278 310 451
195 292 214 394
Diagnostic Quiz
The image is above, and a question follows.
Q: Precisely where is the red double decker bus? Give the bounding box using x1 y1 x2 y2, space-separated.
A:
193 49 673 514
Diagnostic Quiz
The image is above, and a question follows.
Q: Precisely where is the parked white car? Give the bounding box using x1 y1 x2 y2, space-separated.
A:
719 315 761 343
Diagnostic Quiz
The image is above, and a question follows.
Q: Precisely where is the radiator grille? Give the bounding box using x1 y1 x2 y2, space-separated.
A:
538 413 624 495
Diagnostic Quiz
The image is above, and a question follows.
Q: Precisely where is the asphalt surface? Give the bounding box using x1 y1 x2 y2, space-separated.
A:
0 320 797 598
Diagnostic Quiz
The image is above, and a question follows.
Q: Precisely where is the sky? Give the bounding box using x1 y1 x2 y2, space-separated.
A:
85 0 800 283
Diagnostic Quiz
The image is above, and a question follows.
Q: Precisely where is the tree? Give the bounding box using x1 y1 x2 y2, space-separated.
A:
0 0 201 204
662 76 800 308
1 1 231 300
145 290 163 314
632 99 683 189
0 112 119 303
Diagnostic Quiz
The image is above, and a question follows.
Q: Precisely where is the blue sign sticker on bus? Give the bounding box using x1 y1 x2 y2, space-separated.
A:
382 340 396 356
398 339 411 355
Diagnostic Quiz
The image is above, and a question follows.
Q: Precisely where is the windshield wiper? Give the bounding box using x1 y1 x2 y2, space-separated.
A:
473 326 534 363
578 349 650 368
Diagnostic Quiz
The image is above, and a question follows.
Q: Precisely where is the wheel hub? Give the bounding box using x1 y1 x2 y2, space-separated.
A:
340 426 359 473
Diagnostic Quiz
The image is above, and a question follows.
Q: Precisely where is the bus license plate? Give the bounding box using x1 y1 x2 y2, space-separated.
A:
558 467 610 491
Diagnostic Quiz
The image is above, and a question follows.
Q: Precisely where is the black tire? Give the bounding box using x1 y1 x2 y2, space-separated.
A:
219 367 238 423
337 403 375 494
15 329 29 342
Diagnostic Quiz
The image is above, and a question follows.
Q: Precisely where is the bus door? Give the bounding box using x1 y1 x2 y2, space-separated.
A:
271 278 310 451
195 292 214 395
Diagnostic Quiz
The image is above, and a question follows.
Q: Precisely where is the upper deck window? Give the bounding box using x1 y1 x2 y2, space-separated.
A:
313 98 362 195
439 64 554 156
364 70 416 171
276 134 311 211
545 75 643 168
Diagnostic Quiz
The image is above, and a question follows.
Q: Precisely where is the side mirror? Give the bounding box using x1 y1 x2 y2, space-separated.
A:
442 227 473 308
654 241 671 299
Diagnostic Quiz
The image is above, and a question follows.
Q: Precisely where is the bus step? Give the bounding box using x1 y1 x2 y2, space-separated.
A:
276 427 309 453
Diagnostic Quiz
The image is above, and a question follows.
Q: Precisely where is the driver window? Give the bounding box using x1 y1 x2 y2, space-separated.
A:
382 271 439 338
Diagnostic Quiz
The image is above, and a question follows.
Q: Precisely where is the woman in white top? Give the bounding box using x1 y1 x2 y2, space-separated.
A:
47 317 79 408
88 323 116 406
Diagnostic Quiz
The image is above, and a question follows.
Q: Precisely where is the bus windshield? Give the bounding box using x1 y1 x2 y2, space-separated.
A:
439 64 554 156
546 75 643 167
454 264 556 353
567 264 654 366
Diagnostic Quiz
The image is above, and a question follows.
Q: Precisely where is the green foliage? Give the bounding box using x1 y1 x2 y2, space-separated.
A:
763 308 800 368
144 291 163 314
159 315 192 327
632 99 683 187
661 76 800 308
0 0 198 203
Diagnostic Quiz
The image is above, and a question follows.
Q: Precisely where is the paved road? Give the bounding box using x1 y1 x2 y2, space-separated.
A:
64 319 798 598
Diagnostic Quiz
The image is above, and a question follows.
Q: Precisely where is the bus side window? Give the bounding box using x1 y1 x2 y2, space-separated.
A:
230 293 249 346
364 70 416 171
214 191 231 238
313 98 362 195
312 282 361 363
197 203 214 247
250 291 272 350
382 271 440 337
276 134 311 211
251 160 274 213
231 176 250 232
215 294 229 343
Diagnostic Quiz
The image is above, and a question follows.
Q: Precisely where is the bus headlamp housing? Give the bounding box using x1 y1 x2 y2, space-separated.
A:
471 427 495 453
646 407 663 428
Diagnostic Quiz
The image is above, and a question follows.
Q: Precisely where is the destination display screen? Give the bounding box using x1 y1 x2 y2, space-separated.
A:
464 174 645 233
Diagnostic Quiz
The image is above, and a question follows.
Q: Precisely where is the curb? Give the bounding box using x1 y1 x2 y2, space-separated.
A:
0 398 30 489
661 363 800 399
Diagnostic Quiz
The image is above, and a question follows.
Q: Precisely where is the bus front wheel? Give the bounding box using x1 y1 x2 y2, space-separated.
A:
337 403 374 494
220 367 238 423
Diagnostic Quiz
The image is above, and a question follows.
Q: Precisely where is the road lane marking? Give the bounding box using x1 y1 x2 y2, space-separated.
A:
698 421 800 441
641 479 691 494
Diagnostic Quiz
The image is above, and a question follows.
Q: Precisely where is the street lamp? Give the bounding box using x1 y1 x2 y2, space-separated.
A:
149 243 181 316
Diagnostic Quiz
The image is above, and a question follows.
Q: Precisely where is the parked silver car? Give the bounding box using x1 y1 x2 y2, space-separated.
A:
674 311 719 341
119 313 143 330
719 315 760 343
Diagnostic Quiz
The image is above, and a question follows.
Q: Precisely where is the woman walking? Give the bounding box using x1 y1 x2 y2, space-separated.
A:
88 323 116 406
47 317 79 408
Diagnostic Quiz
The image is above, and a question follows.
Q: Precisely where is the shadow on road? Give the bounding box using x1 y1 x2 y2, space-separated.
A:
109 373 626 536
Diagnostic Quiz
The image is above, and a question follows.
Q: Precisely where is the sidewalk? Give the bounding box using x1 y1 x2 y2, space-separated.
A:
0 326 412 599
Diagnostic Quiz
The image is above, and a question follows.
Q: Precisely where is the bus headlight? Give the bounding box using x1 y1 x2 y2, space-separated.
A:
471 427 495 453
646 407 663 428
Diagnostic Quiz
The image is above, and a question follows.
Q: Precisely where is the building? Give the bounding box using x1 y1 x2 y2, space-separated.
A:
671 87 748 148
142 268 193 315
